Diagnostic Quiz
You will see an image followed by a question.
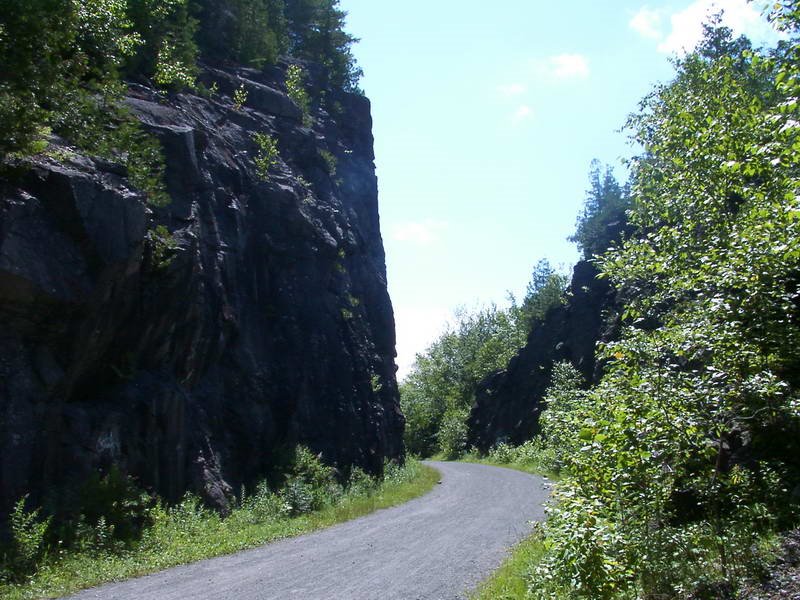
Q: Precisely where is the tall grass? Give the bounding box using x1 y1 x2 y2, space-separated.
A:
0 457 438 600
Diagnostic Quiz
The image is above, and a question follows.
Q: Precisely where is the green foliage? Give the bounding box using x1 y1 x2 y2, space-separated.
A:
0 0 171 204
529 16 800 599
252 132 280 180
510 259 568 330
537 362 587 472
370 373 382 393
345 467 376 497
284 0 362 90
0 0 362 167
401 264 567 458
194 0 286 68
286 63 311 123
1 497 51 581
437 408 469 460
76 468 154 544
148 225 179 267
569 161 630 260
125 0 197 87
280 446 340 514
0 0 127 156
318 148 337 174
400 305 522 457
486 438 556 476
0 457 436 597
233 83 249 110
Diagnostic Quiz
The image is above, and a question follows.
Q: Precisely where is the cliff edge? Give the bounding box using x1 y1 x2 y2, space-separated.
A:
0 62 403 513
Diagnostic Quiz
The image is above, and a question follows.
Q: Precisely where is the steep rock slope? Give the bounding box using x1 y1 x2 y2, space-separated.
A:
468 261 615 451
0 62 403 513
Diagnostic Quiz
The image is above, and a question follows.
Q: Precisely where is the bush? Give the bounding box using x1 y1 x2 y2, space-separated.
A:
437 409 469 460
286 64 311 123
77 467 153 543
252 131 279 180
1 497 51 581
280 446 342 513
238 481 285 524
345 467 375 497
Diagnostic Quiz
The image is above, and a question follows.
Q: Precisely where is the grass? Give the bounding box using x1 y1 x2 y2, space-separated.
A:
0 460 440 600
449 450 557 600
471 531 547 600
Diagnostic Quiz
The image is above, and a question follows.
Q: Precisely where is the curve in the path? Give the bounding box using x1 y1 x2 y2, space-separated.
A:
66 462 549 600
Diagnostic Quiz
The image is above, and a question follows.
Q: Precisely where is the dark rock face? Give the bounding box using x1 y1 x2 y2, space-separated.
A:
468 261 616 451
0 62 403 514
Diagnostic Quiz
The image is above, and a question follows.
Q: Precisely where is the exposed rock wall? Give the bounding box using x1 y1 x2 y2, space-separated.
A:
0 62 403 513
468 261 616 451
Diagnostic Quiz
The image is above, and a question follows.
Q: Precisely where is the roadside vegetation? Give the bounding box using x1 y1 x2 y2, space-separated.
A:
400 259 568 460
411 5 800 598
0 452 437 600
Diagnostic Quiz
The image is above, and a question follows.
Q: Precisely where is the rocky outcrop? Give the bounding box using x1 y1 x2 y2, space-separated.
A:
468 261 616 451
0 61 403 514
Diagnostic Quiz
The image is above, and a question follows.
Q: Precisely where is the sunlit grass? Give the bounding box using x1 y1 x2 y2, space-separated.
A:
0 460 440 600
471 531 547 600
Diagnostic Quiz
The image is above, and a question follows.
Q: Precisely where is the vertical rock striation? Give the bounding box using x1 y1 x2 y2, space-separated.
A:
0 61 403 513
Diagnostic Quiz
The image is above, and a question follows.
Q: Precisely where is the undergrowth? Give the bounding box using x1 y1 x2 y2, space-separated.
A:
0 452 437 600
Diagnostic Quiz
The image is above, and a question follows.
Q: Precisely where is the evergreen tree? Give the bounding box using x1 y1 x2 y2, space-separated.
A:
193 0 287 68
285 0 362 90
569 160 630 260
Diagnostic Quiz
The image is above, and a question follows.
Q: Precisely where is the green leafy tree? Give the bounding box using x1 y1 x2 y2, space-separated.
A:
401 264 567 457
125 0 197 87
530 14 800 598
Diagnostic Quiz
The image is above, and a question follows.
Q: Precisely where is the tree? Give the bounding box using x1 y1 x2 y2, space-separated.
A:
401 265 567 457
569 160 630 260
284 0 362 90
125 0 198 87
193 0 287 68
511 259 568 330
531 16 800 598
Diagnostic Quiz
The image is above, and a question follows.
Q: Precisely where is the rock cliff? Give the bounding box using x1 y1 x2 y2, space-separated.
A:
0 61 403 514
468 261 616 451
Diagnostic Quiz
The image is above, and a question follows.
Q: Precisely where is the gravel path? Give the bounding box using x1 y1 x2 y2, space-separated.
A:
65 461 549 600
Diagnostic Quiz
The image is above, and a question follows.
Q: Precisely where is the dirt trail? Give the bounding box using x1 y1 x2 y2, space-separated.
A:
66 461 549 600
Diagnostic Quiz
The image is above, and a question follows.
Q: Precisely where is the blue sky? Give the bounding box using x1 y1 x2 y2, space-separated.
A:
338 0 779 378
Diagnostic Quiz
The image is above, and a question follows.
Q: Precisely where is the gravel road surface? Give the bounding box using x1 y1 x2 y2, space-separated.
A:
66 461 549 600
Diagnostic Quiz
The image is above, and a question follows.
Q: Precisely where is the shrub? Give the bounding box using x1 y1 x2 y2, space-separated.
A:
279 479 315 516
281 446 342 512
318 148 337 175
252 132 279 180
238 481 285 524
233 84 248 110
286 64 311 124
437 409 469 460
2 497 51 580
345 467 376 497
77 467 153 543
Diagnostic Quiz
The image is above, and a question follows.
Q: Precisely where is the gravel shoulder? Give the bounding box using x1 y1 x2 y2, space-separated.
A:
65 461 549 600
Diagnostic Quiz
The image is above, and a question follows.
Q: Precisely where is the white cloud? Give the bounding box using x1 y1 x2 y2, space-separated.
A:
512 105 533 123
498 83 527 97
390 220 447 246
630 6 665 40
643 0 779 55
532 54 590 81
